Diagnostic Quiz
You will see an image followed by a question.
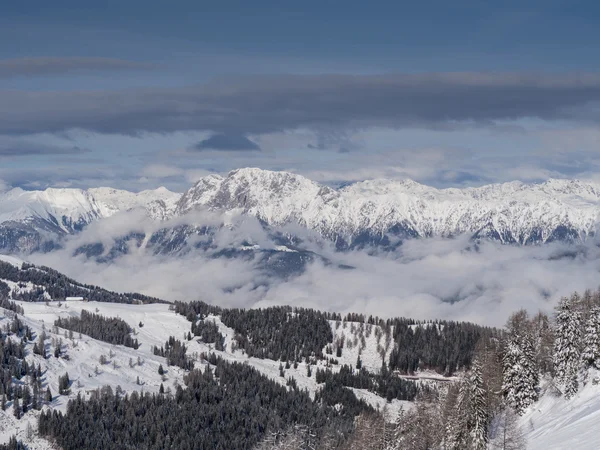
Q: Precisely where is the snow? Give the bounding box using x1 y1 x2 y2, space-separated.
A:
6 168 600 248
175 169 600 244
325 319 393 373
0 185 181 233
523 371 600 450
350 388 413 420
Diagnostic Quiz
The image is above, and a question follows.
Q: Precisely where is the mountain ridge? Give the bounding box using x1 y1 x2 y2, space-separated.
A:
2 168 600 254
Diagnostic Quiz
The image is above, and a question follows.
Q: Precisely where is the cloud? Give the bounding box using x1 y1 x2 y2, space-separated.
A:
0 57 154 78
4 72 600 136
194 134 261 151
140 164 184 179
25 208 600 327
0 139 90 156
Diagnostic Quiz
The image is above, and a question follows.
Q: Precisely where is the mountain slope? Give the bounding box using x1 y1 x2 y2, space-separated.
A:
0 186 180 253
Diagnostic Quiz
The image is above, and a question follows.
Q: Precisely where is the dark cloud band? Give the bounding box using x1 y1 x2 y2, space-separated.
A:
2 72 600 135
194 133 261 151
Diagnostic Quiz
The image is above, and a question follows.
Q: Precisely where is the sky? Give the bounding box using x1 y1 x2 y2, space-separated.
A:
2 0 600 191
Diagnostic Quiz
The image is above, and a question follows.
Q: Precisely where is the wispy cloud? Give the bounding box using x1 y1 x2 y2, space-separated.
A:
0 138 90 156
0 57 155 79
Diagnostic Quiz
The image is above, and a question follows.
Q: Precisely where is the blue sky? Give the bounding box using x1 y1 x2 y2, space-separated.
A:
2 0 600 191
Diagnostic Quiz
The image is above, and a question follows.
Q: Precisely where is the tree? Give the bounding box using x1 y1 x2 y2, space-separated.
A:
581 307 600 369
45 387 52 403
22 386 31 413
488 407 527 450
13 397 20 420
554 296 583 398
26 421 34 440
502 335 538 414
470 359 488 450
445 380 470 449
58 373 70 395
158 364 164 376
159 383 165 395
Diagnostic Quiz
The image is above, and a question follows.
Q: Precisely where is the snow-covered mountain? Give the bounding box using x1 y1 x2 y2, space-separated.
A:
177 168 600 246
3 168 600 254
0 186 180 253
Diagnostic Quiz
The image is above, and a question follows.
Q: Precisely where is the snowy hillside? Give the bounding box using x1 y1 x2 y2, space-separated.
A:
3 168 600 254
522 373 600 450
0 299 412 449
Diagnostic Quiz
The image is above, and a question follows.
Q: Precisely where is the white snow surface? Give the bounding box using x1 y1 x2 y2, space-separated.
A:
0 185 180 231
4 168 600 244
523 371 600 449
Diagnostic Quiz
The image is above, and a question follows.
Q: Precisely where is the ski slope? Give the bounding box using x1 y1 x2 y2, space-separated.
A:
523 371 600 450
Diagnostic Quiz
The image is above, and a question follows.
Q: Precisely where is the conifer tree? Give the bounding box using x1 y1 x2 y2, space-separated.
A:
470 359 488 449
554 296 582 398
13 397 20 419
581 307 600 369
502 334 538 414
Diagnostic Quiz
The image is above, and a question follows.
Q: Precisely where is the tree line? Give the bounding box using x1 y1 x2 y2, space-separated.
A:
55 310 139 349
0 260 166 304
38 354 371 450
175 301 334 361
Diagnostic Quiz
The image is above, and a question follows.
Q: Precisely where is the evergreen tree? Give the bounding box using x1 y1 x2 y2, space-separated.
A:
158 364 164 376
502 335 538 414
445 379 470 449
554 296 582 398
581 307 600 369
470 359 488 450
45 387 52 403
12 397 20 420
22 386 31 413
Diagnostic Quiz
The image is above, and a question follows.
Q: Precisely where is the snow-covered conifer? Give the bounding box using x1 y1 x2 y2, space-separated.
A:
554 296 582 398
581 307 600 370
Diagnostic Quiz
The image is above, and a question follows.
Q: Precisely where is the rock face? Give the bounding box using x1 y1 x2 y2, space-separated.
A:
2 168 600 254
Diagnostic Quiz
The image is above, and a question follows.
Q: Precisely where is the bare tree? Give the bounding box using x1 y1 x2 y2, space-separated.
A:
488 407 527 450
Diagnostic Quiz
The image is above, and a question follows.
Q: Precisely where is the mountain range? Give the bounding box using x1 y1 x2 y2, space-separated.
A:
2 168 600 257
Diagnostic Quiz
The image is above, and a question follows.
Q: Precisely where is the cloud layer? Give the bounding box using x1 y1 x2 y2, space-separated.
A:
3 73 600 136
26 210 600 327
